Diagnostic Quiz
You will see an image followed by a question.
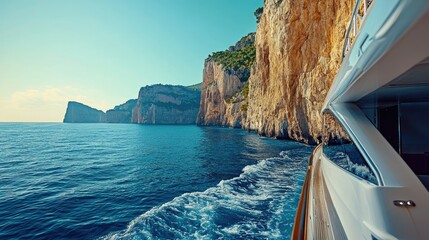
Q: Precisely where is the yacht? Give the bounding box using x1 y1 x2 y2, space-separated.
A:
292 0 429 239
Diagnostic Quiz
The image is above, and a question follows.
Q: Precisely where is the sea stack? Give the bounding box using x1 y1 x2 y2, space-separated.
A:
63 101 106 123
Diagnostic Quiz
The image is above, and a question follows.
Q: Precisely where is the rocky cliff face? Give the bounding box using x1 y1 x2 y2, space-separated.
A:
198 0 352 144
197 33 255 128
232 0 353 143
106 99 137 123
64 85 199 125
63 101 106 123
244 0 353 144
132 84 200 124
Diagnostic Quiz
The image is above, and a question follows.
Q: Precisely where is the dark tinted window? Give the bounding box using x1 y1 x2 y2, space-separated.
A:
359 101 429 177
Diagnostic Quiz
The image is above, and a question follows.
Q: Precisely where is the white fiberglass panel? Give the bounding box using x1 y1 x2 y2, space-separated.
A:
323 0 429 110
327 103 429 238
319 153 422 239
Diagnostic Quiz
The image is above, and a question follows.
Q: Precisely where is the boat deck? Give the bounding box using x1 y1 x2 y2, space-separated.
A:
292 145 347 240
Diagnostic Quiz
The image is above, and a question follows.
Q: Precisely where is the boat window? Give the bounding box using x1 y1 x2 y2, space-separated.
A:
400 102 429 176
359 99 429 190
322 113 378 184
356 57 429 190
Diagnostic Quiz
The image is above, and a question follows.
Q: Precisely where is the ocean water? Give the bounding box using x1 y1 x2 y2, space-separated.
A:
0 123 313 239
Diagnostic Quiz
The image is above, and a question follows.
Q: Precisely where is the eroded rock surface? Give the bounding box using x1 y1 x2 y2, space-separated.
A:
106 99 137 123
132 84 200 124
197 33 255 128
243 0 352 144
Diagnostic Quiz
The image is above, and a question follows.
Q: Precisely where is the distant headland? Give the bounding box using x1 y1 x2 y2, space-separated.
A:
63 84 200 124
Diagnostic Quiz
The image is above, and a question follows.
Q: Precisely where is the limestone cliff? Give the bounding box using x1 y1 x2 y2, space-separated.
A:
64 85 199 125
197 33 255 128
63 101 106 123
132 84 200 124
106 99 137 123
242 0 353 144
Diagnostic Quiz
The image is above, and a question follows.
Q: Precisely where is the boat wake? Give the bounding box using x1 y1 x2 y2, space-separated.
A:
101 146 313 240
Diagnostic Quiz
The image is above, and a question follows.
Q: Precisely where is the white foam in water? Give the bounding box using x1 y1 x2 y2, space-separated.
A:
101 147 312 240
333 151 377 183
345 159 377 183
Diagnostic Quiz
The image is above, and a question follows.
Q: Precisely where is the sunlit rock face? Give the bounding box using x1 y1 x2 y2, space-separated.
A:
63 101 106 123
131 84 200 125
197 33 255 128
244 0 352 144
196 60 247 127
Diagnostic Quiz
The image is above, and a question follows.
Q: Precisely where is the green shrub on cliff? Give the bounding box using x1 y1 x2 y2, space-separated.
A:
241 102 248 112
254 7 263 23
207 44 256 71
241 81 249 97
225 96 234 104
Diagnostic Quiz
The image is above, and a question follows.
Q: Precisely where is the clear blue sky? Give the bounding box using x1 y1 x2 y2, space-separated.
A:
0 0 262 122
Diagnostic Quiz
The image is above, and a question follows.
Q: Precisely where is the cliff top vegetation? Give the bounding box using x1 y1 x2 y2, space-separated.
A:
207 33 256 71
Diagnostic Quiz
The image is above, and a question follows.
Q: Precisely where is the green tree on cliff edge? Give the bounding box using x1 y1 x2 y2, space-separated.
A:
254 7 263 23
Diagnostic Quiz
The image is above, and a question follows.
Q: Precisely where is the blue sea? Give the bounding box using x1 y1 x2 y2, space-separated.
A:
0 123 313 239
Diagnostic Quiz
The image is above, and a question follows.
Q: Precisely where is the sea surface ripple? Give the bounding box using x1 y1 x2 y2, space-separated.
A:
0 123 312 239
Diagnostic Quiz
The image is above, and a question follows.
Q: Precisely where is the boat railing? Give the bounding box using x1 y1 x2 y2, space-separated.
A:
291 144 322 240
342 0 373 60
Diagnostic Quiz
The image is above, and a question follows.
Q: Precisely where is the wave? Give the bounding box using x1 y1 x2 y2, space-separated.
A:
326 145 377 184
101 146 313 240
